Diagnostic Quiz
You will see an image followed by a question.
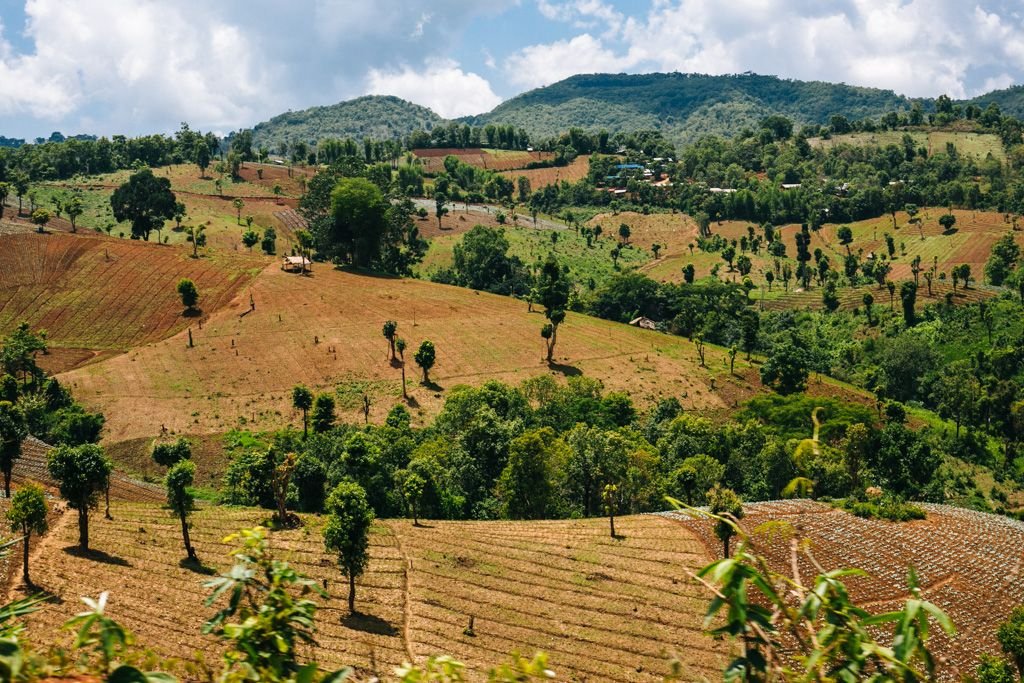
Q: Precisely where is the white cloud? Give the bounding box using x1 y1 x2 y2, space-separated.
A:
504 33 638 89
366 59 502 117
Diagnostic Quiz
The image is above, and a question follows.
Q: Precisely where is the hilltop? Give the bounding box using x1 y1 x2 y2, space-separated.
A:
251 95 444 150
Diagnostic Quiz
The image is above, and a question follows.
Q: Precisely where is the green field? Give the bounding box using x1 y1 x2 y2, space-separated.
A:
809 130 1006 162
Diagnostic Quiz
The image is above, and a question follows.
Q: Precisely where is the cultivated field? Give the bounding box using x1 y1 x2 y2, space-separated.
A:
412 149 554 174
498 155 591 190
0 231 262 354
669 500 1024 681
56 259 751 443
20 508 726 681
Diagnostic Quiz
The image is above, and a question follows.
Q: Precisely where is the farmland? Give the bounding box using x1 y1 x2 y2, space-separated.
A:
0 231 262 353
808 130 1006 162
412 148 555 175
669 500 1024 681
22 507 726 681
498 155 592 190
56 257 752 443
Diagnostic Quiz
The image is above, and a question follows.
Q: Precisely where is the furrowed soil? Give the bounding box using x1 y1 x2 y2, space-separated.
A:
21 508 725 681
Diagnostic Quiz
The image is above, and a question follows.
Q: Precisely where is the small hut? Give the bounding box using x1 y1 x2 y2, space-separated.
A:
282 255 311 273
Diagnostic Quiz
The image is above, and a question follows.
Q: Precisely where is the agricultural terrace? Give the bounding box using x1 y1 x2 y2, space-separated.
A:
809 130 1006 163
669 500 1024 681
498 154 591 190
22 508 725 681
0 231 262 355
57 263 754 443
412 148 554 175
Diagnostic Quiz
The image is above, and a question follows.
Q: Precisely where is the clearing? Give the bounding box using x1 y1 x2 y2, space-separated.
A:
20 509 725 681
808 130 1006 163
498 155 592 190
412 149 554 175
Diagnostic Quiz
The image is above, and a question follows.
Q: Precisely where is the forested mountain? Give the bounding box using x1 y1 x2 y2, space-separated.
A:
965 84 1024 119
251 95 444 150
464 73 917 145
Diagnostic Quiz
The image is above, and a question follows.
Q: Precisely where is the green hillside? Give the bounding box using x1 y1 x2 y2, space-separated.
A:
965 84 1024 118
251 95 444 149
463 73 917 144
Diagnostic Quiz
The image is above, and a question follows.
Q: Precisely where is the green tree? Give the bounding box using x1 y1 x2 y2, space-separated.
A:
311 393 336 433
682 263 695 283
232 198 244 225
415 340 436 384
323 482 374 614
65 195 84 233
382 320 398 360
707 485 743 557
166 459 197 561
291 385 313 437
434 191 449 229
185 224 207 258
7 483 47 586
176 278 199 313
931 360 981 439
241 230 259 251
938 213 956 233
862 292 874 325
668 453 725 505
110 168 177 241
47 443 112 550
396 337 408 399
0 182 8 217
760 342 809 395
837 225 853 247
193 140 211 177
976 655 1015 683
30 209 50 234
152 437 191 468
537 254 570 363
496 428 559 520
0 401 27 498
985 233 1021 286
401 472 425 525
900 281 917 326
618 223 631 244
324 177 388 267
998 606 1024 678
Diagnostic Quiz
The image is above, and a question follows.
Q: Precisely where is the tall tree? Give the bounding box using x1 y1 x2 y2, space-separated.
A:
311 394 336 433
382 320 398 360
193 140 211 177
47 443 112 550
708 486 744 558
291 385 313 437
537 254 570 363
176 278 199 313
323 481 374 614
0 401 27 498
65 195 84 233
110 168 177 241
7 483 47 586
166 459 197 561
415 341 436 384
322 177 389 267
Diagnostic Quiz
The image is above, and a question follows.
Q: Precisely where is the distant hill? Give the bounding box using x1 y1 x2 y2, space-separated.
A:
250 95 444 150
251 73 1024 149
464 73 917 145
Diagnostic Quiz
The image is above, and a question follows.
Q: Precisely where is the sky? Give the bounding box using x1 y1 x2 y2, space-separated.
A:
1 0 1024 139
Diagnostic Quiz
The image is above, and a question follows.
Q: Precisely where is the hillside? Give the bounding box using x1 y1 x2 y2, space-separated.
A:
965 83 1024 118
56 254 754 443
251 95 444 149
464 73 917 145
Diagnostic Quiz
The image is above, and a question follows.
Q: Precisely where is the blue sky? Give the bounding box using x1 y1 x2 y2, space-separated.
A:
1 0 1023 139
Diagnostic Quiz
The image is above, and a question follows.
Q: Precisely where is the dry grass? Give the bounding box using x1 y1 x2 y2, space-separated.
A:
57 261 746 443
20 507 724 681
498 155 591 190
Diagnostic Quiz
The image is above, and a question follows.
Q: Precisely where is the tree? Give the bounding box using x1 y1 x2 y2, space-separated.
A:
173 202 187 230
938 213 957 233
537 254 570 363
932 360 981 439
7 483 47 586
30 209 50 234
291 385 313 437
682 264 695 284
760 342 809 395
65 195 84 233
862 292 874 325
311 393 336 433
900 281 917 326
618 223 631 244
110 168 177 241
396 338 408 399
12 173 28 216
985 233 1021 286
955 263 972 289
651 243 661 258
886 280 896 310
602 483 620 538
0 401 27 498
837 225 853 248
185 225 207 258
193 140 211 177
166 459 197 561
382 320 398 360
496 428 558 520
152 437 191 468
323 481 374 614
47 443 112 550
736 254 752 276
976 656 1015 683
232 198 244 225
415 340 436 384
261 227 277 255
176 278 199 313
401 471 425 525
0 182 8 217
434 191 449 229
241 230 259 251
323 177 389 267
998 606 1024 678
721 245 736 270
707 486 743 557
822 280 840 312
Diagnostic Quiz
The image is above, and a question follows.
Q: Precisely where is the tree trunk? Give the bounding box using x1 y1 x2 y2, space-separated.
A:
723 536 730 558
348 574 356 614
78 508 89 550
3 467 9 498
401 365 407 399
608 513 615 538
181 512 196 560
22 528 30 586
105 483 112 520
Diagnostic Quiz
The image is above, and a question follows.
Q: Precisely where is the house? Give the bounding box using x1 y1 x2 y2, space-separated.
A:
629 316 658 330
781 183 802 190
282 255 311 273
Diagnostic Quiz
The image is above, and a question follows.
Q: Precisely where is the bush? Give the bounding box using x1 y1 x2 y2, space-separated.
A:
841 495 925 522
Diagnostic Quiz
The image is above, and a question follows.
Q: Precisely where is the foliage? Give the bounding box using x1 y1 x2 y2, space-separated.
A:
109 168 177 241
152 438 191 468
176 279 199 311
47 443 112 549
841 494 927 522
323 482 374 613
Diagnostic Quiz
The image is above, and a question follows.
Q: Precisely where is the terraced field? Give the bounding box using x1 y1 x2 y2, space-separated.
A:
0 232 263 352
22 509 724 681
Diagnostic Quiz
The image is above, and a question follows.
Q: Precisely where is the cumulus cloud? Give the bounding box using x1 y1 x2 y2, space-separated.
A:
510 0 1024 98
366 59 502 117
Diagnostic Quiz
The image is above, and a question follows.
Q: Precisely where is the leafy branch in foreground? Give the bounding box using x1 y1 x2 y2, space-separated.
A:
674 497 954 682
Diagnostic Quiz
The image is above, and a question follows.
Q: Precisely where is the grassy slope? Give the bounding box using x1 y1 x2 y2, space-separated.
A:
24 506 725 681
809 130 1006 162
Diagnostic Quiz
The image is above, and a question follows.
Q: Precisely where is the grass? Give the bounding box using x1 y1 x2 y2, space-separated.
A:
809 130 1006 163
